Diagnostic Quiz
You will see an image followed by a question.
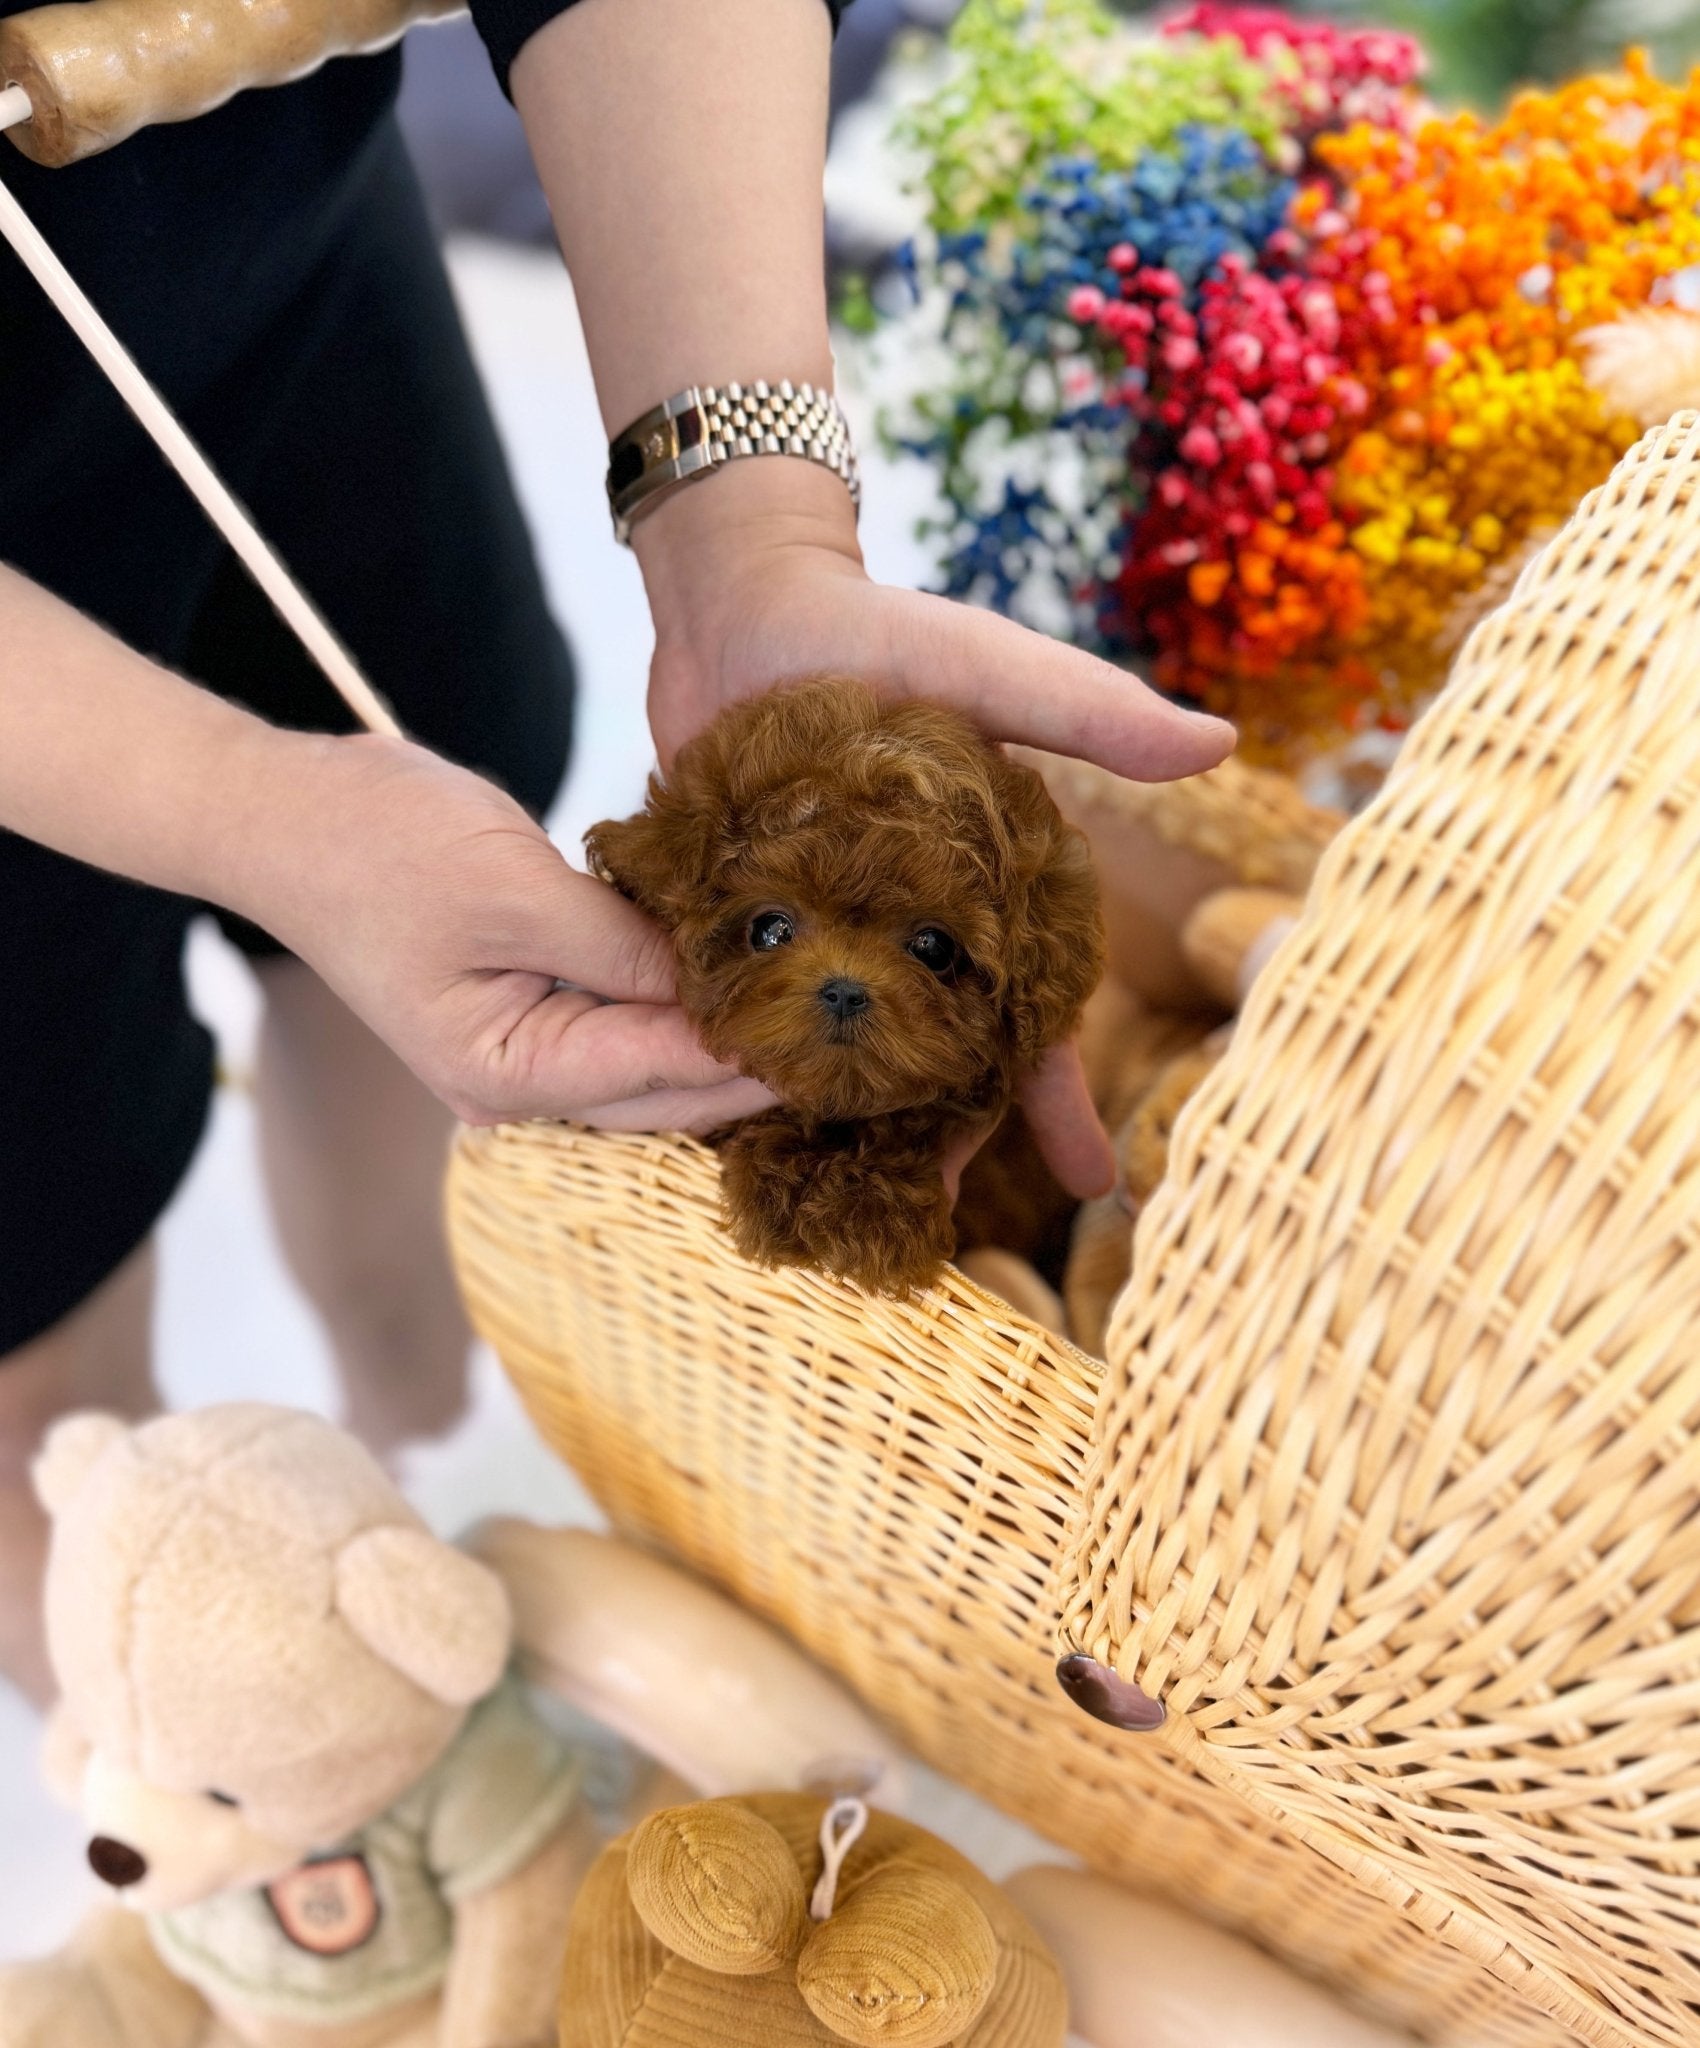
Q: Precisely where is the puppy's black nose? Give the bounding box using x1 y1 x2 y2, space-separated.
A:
88 1836 148 1888
818 977 870 1020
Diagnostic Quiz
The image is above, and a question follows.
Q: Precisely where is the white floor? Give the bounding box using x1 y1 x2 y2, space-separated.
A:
0 235 1051 1959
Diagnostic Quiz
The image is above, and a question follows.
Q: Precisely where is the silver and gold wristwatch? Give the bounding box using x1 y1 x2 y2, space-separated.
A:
606 379 860 544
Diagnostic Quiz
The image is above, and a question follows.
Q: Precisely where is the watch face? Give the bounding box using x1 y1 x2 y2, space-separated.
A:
609 439 647 494
611 401 705 501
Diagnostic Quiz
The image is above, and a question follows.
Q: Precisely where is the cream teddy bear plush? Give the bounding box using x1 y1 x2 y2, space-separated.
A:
0 1404 903 2048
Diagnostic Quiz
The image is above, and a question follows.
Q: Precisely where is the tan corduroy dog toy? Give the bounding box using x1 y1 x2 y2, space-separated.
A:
559 1791 1067 2048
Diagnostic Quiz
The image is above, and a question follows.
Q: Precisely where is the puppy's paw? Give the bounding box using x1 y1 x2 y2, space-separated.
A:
719 1113 820 1270
818 1162 956 1297
719 1112 955 1297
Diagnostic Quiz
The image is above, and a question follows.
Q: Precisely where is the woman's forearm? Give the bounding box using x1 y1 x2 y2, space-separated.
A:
510 0 835 436
0 562 303 909
510 0 858 652
0 569 768 1130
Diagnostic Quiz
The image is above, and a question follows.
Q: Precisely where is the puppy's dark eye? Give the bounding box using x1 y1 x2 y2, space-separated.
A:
749 911 796 951
907 928 960 976
205 1790 240 1809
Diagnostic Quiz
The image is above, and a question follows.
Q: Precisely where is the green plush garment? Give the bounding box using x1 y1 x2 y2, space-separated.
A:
149 1673 583 2025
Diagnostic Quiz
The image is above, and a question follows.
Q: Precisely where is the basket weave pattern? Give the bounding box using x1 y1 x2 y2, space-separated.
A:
450 1124 1568 2046
1064 413 1700 2048
451 416 1700 2048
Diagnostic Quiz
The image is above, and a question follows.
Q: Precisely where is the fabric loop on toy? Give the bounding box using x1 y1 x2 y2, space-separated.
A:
810 1797 869 1922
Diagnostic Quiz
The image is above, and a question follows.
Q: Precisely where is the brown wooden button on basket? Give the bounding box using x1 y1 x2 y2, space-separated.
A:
448 413 1700 2048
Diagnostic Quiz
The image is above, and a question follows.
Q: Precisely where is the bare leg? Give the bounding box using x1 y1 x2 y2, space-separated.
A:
252 957 471 1459
0 1243 158 1705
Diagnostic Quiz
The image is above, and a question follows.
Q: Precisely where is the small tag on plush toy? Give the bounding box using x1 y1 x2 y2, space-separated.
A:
809 1797 869 1922
266 1853 381 1957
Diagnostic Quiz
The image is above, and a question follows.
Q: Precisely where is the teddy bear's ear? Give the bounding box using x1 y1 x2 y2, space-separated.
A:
31 1412 130 1517
335 1526 512 1706
626 1801 810 1975
798 1864 999 2048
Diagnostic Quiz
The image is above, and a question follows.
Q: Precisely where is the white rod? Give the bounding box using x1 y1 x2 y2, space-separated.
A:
0 85 32 132
0 162 401 738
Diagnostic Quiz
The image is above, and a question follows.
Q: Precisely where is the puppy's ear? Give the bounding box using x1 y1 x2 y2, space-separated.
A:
585 811 683 927
585 782 721 934
1002 796 1106 1069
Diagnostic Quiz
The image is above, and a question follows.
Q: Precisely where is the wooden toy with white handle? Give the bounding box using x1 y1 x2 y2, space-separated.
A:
0 0 463 743
464 1516 910 1808
1007 1866 1420 2048
0 0 463 168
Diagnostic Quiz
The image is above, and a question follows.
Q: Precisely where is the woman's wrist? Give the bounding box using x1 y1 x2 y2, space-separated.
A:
216 725 437 951
166 716 336 928
632 456 865 645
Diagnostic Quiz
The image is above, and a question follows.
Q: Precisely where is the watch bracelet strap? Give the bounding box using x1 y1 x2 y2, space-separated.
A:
607 379 860 544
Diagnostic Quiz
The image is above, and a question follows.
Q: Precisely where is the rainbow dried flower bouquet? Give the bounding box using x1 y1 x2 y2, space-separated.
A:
880 0 1700 752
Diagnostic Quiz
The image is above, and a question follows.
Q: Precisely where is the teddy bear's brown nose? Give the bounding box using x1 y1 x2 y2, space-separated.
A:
87 1836 148 1888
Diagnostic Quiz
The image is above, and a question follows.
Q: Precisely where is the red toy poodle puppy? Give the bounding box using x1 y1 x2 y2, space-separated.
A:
587 678 1103 1296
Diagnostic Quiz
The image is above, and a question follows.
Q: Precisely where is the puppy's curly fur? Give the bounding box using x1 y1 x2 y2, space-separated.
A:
586 679 1104 1296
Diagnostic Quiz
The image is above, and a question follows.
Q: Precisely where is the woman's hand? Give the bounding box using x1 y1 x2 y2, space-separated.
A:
635 464 1235 784
0 563 759 1138
511 0 1234 1191
235 730 773 1134
632 464 1237 1197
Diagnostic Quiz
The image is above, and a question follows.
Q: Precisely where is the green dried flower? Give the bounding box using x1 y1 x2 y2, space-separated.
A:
898 0 1286 235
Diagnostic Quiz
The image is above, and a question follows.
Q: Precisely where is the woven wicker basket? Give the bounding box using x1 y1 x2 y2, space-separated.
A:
1060 413 1700 2048
448 414 1700 2048
449 1128 1549 2044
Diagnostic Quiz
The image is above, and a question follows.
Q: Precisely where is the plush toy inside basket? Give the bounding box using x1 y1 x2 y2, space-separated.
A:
451 414 1700 2048
950 743 1345 1355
